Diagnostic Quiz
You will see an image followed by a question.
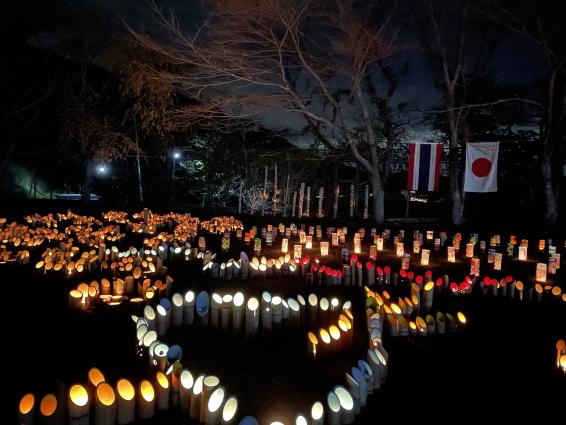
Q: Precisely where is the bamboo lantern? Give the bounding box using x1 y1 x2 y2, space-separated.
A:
329 325 341 352
116 379 135 424
357 361 374 395
446 313 458 332
137 380 155 419
88 368 106 399
19 393 35 425
466 243 474 258
334 386 355 424
171 293 184 327
295 414 308 425
221 396 238 425
518 245 527 261
536 263 547 283
239 417 259 425
260 291 272 332
201 376 220 423
556 340 566 368
155 371 170 410
233 292 245 334
494 253 502 271
281 238 289 253
436 312 445 334
344 373 361 414
560 355 566 373
153 343 169 371
144 305 156 331
184 290 195 325
310 401 324 425
180 369 194 412
288 298 300 326
69 290 83 309
167 360 182 408
351 367 368 407
196 291 210 326
307 294 318 326
94 383 116 425
423 281 434 311
68 384 89 425
221 294 233 331
318 328 332 356
190 375 205 420
40 393 60 425
245 297 259 338
211 293 222 328
326 392 341 425
425 315 436 334
396 242 404 257
366 350 383 389
206 386 225 425
308 332 318 359
271 296 283 329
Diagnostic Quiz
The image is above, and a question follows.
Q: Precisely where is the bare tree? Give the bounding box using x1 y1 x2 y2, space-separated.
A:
128 0 399 222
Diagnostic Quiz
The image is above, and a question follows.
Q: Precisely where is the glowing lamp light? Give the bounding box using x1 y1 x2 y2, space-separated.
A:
19 393 35 425
40 394 57 417
311 401 324 425
222 396 238 424
456 311 467 325
69 384 89 425
138 380 155 419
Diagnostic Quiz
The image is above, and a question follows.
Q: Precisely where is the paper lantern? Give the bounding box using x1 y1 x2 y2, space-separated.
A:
447 247 456 263
95 382 116 425
396 242 404 257
293 245 302 260
19 393 35 425
536 263 547 283
206 386 225 425
221 396 238 425
310 401 324 425
68 384 89 425
421 249 430 266
320 242 329 256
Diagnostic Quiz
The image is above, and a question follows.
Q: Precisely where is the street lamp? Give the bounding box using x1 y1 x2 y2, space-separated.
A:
97 165 107 176
171 151 181 201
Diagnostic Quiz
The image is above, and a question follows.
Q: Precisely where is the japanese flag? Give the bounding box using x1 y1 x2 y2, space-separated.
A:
464 142 499 192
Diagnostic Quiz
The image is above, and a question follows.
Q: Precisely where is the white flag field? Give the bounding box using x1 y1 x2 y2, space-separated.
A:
464 142 499 192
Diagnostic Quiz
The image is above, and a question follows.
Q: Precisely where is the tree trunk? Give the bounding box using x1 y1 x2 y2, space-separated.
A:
370 175 385 224
541 149 558 227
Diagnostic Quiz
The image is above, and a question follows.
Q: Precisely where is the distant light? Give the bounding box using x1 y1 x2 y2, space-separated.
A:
173 151 181 159
97 165 106 174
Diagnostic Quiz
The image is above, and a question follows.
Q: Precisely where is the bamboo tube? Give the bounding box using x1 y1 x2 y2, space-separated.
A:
366 350 383 389
180 369 194 412
201 376 220 423
232 292 245 335
211 293 222 328
94 382 116 425
329 325 341 352
155 371 170 410
166 360 182 408
196 291 210 326
221 295 233 331
295 413 308 425
357 361 374 395
245 297 259 338
319 298 329 325
153 343 169 371
351 367 368 407
288 298 300 326
206 386 225 425
436 312 445 334
326 392 341 425
260 292 272 332
171 293 184 327
308 294 318 326
68 384 89 425
116 379 135 424
334 386 354 424
184 290 195 325
344 373 361 415
308 332 318 359
556 340 566 368
446 313 458 333
239 416 258 425
310 401 324 425
40 393 61 425
423 281 434 311
19 393 35 425
190 375 205 420
221 396 238 425
137 380 155 419
144 305 156 331
425 315 436 334
88 368 106 399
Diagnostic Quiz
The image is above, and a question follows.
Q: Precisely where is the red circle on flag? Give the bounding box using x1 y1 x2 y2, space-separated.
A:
471 158 491 177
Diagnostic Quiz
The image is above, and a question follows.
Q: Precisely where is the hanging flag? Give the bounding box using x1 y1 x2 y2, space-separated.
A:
407 143 442 191
464 142 499 192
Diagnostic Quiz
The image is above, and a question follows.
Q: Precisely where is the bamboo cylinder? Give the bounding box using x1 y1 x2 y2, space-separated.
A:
206 386 225 425
116 379 135 425
171 293 184 327
144 305 156 332
40 393 61 425
137 380 155 419
232 292 245 335
211 293 223 328
19 393 35 425
334 386 355 424
155 371 170 410
221 396 238 425
271 296 283 329
221 295 233 331
326 392 341 425
183 290 195 325
180 369 194 412
94 382 116 425
351 367 368 407
308 294 318 326
200 376 220 423
310 401 324 425
68 384 89 425
196 291 210 326
190 375 205 420
245 297 259 338
156 299 172 336
288 298 300 326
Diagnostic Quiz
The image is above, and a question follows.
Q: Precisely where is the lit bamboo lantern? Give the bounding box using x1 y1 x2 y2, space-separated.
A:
171 293 184 327
536 263 547 283
288 298 300 326
423 281 434 311
260 291 272 332
326 392 341 425
221 396 238 425
232 292 245 335
19 393 35 425
319 297 329 325
201 376 220 423
245 297 259 338
329 325 341 352
68 384 89 425
310 401 324 425
153 343 169 371
206 386 225 425
116 379 135 424
334 386 355 425
94 383 116 425
196 291 210 326
357 360 374 395
351 368 368 407
180 369 194 412
446 313 458 332
518 245 527 261
184 290 195 325
319 328 332 356
190 375 205 420
436 312 445 334
560 355 566 373
354 237 361 254
308 294 318 326
344 373 361 415
40 393 60 425
155 371 170 410
556 340 566 368
221 294 233 331
144 305 156 331
271 296 283 329
69 289 83 309
295 413 308 425
137 380 155 419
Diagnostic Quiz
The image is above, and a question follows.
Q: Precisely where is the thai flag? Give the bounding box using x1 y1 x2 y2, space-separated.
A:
407 143 442 191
